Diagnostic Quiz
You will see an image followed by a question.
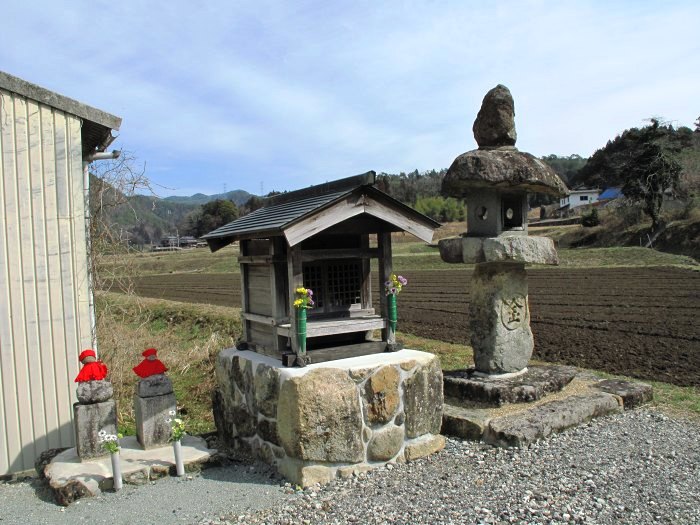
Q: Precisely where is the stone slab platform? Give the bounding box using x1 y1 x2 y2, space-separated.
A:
442 372 652 447
444 365 579 407
44 435 217 506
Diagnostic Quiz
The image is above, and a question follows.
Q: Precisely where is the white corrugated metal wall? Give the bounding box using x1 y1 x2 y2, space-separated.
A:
0 87 93 475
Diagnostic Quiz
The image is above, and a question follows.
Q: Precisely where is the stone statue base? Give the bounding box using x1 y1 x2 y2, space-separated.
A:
134 374 176 449
73 400 117 460
438 234 559 375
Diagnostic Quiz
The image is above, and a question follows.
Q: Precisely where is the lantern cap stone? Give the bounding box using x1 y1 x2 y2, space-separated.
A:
442 148 569 197
442 84 568 197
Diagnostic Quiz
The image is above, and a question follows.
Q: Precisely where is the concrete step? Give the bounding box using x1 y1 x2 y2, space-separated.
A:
484 392 622 447
442 377 652 448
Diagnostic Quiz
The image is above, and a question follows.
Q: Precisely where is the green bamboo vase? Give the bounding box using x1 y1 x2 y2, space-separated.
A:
388 293 398 332
296 308 307 354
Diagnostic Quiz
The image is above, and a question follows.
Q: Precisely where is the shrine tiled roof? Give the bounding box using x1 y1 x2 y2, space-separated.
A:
202 171 440 251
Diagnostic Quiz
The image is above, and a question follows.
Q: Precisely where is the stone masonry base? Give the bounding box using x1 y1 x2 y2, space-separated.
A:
213 349 445 487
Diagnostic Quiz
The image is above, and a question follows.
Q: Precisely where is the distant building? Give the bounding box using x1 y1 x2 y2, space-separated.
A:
598 187 624 201
559 188 601 210
160 235 179 247
159 235 197 248
179 236 198 248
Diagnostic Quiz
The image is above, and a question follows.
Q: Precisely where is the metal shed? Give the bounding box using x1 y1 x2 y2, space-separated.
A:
0 71 121 476
203 172 440 366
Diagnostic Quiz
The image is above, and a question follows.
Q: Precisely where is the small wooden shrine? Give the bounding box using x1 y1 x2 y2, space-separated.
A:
203 172 440 366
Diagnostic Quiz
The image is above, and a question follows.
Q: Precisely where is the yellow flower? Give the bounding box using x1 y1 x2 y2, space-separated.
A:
295 287 307 295
293 299 303 307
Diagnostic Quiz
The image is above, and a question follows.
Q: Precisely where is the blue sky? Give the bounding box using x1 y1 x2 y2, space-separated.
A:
2 1 698 197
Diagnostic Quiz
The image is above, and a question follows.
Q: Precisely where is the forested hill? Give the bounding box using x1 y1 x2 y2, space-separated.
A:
571 121 699 191
162 189 252 206
539 155 588 186
95 155 591 246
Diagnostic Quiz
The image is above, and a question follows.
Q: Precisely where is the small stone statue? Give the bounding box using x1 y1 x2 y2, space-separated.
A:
74 349 108 382
132 348 168 378
132 348 176 448
74 349 113 404
72 349 117 459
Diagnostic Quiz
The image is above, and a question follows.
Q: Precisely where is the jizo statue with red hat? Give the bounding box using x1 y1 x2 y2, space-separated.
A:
74 349 108 382
73 349 117 460
132 348 175 449
133 348 168 378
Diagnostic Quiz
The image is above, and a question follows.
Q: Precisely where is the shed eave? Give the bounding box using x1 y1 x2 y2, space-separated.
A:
0 71 121 131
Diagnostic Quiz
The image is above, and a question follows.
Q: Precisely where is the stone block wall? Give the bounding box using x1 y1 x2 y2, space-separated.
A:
213 349 445 487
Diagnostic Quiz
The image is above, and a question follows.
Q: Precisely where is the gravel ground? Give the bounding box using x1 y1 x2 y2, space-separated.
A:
2 408 698 525
222 409 700 525
0 460 287 525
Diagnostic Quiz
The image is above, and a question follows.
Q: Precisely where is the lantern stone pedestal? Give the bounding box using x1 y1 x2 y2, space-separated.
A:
213 349 445 488
134 374 176 449
440 235 559 375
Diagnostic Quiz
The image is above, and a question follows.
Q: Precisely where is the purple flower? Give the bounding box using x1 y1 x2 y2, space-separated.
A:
398 276 408 285
307 289 313 296
390 287 398 295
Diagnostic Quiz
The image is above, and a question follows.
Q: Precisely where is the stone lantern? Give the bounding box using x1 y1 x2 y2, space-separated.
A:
439 85 568 376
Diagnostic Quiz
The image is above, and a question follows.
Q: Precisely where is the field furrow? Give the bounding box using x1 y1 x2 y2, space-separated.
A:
125 267 700 386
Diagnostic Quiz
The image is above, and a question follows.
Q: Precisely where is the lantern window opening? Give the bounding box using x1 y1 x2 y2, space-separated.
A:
502 194 524 231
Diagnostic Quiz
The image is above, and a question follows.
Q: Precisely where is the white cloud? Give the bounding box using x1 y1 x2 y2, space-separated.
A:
2 0 698 195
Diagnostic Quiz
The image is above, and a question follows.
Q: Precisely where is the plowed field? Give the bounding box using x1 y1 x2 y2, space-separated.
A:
129 267 700 386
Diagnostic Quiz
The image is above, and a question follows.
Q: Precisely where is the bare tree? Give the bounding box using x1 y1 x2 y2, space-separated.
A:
88 151 151 295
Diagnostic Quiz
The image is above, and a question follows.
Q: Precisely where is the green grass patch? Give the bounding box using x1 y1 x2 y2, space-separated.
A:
397 332 474 371
100 244 240 278
113 235 696 280
376 252 454 271
392 242 438 255
652 382 700 421
95 292 241 436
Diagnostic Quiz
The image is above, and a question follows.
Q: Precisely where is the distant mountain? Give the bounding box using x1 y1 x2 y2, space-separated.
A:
163 189 252 207
114 194 196 231
90 178 256 247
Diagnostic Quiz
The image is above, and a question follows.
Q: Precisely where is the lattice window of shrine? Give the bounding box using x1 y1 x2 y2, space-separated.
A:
303 259 362 313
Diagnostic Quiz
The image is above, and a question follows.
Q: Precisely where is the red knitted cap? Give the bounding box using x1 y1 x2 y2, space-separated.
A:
78 349 96 361
142 348 158 357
